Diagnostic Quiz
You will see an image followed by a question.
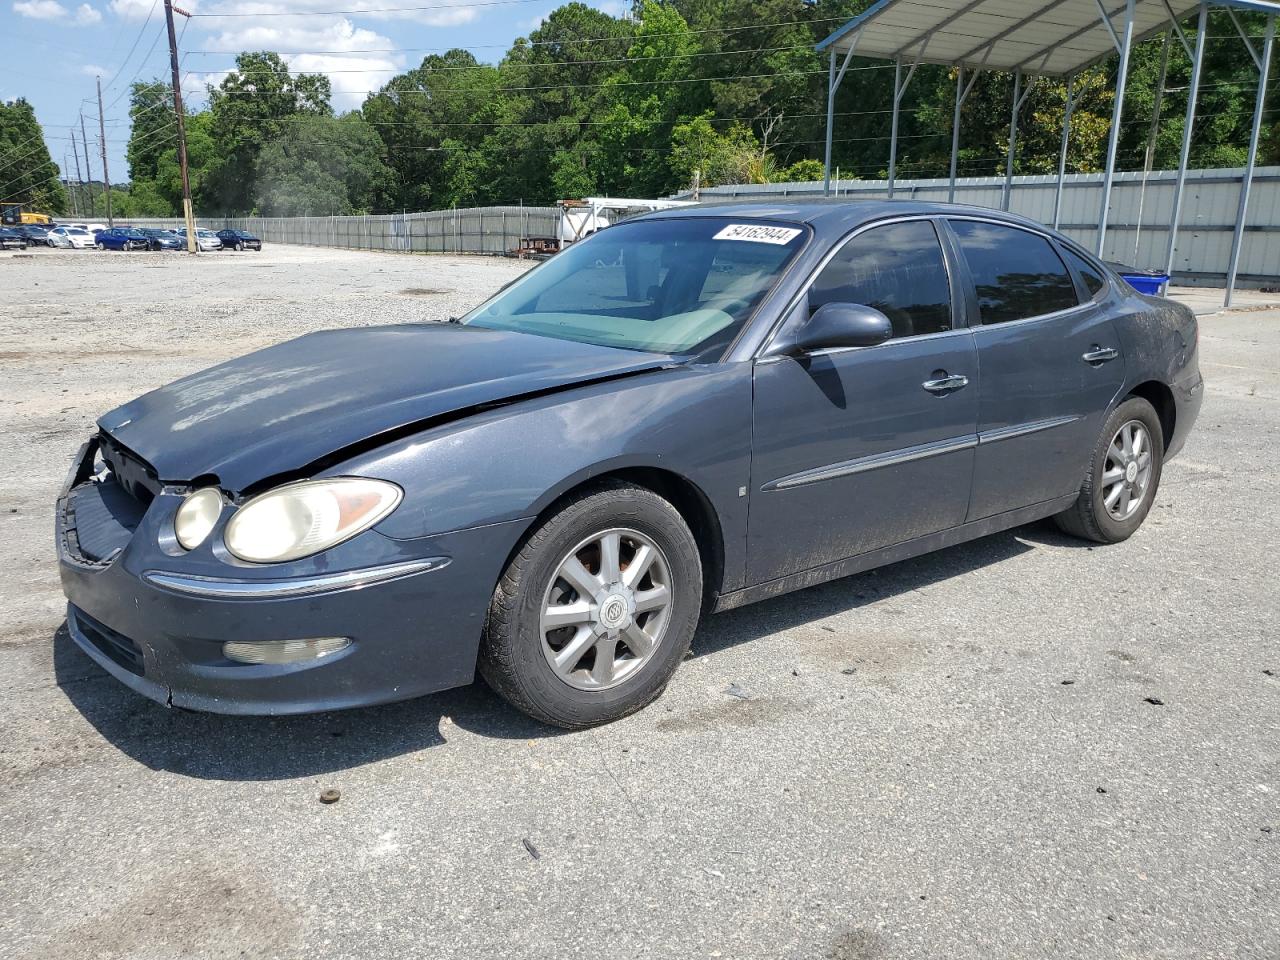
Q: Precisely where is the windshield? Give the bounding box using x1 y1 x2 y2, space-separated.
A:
464 217 807 355
68 229 88 236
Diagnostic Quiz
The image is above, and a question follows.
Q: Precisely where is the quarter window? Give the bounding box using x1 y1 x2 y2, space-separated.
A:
1062 246 1108 298
949 220 1079 323
808 220 952 338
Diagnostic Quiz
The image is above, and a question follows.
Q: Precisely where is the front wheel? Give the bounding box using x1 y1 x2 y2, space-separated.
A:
236 241 244 251
1055 396 1164 543
479 482 702 729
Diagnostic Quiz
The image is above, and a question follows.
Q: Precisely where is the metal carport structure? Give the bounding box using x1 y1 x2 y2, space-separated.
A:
816 0 1280 306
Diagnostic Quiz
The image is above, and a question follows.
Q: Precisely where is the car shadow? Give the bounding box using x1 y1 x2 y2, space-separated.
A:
55 519 1069 781
692 520 1061 657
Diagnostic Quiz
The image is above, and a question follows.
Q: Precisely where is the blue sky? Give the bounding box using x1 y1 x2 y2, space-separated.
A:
4 0 629 184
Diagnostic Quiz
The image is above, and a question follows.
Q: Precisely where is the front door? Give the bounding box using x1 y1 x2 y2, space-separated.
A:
944 219 1127 520
748 219 979 586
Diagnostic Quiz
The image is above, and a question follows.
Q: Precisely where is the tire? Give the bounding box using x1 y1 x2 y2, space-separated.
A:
1055 396 1164 544
479 481 703 729
95 241 104 250
236 241 244 251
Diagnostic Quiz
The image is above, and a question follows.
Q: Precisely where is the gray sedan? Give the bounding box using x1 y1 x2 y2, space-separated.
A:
56 201 1201 728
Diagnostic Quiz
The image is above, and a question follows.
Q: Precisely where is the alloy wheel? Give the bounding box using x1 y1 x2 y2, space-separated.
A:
539 528 674 691
1102 419 1154 521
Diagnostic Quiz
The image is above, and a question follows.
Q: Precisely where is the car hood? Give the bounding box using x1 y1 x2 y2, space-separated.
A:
98 323 675 491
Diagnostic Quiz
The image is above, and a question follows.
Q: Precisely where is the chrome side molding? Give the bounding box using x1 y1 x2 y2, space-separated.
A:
142 557 451 599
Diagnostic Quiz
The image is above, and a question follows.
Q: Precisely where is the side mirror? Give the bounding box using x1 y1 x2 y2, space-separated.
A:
781 302 894 355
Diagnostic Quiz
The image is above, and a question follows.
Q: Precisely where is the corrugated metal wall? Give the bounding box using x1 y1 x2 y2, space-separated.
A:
128 167 1280 283
131 205 560 256
692 166 1280 283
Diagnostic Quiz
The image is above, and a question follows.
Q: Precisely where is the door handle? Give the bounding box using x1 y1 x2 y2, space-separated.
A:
1082 346 1119 364
922 374 970 394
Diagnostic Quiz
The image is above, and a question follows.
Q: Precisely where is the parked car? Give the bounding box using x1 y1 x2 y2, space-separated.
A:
0 227 29 250
216 229 262 251
177 227 223 251
14 224 51 246
67 222 107 235
137 227 184 251
47 226 94 249
95 227 151 251
56 202 1202 728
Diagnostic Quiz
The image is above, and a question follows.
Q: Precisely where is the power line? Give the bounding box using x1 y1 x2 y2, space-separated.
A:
99 0 162 98
185 15 855 54
193 41 826 76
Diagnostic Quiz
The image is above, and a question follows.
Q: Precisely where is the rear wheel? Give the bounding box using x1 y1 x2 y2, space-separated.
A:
95 241 104 250
1055 396 1164 543
236 241 244 251
479 482 702 729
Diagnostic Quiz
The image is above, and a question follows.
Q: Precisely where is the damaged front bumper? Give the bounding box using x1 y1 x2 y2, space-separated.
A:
55 439 521 715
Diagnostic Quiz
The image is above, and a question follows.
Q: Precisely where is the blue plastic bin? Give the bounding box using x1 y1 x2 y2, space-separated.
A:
1106 262 1169 296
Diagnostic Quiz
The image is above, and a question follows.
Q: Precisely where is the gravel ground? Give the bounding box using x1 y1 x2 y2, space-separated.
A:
1 245 1276 960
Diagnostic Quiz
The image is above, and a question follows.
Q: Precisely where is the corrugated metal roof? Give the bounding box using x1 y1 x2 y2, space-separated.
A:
816 0 1280 76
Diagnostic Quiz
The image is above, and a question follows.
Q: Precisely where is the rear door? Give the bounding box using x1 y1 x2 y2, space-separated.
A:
944 218 1126 521
748 218 978 586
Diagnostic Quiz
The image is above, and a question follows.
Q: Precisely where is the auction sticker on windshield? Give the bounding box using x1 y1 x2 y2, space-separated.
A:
712 224 803 245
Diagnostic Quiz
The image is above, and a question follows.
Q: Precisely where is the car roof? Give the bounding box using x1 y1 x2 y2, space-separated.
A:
632 198 1055 237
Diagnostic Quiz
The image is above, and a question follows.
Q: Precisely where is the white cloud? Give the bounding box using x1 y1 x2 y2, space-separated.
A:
194 18 404 109
13 0 69 19
81 63 109 76
287 52 401 107
197 0 473 29
591 0 628 18
108 0 181 17
74 2 101 22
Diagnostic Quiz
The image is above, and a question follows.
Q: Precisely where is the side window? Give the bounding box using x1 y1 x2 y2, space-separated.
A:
1061 246 1108 298
949 220 1079 324
808 220 952 338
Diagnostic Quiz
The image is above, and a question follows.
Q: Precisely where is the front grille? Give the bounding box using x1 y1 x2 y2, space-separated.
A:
73 608 145 676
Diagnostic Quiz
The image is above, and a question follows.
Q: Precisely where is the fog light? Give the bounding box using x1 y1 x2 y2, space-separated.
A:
223 637 350 665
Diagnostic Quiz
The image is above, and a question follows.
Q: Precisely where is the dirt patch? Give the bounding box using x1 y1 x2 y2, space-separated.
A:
657 695 805 733
828 928 885 959
21 856 303 960
399 287 447 296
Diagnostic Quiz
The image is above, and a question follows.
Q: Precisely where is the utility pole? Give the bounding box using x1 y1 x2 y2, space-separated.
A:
66 147 78 217
70 131 83 217
79 113 95 217
164 0 197 252
96 77 113 226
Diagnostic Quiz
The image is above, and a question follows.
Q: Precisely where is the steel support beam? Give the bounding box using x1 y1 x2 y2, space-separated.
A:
823 37 860 196
823 53 837 196
949 65 965 202
1003 70 1038 212
1225 13 1275 308
1004 70 1023 211
888 57 903 197
887 40 929 199
1054 76 1079 230
1166 3 1207 277
1097 0 1136 256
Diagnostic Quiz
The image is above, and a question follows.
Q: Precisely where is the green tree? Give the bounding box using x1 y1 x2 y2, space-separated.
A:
204 52 333 213
0 98 67 214
252 113 393 216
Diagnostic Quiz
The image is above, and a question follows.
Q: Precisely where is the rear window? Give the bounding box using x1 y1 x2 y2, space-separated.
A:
949 220 1079 324
1062 247 1108 298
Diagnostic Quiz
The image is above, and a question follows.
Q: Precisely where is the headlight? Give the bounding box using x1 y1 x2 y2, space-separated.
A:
223 478 402 564
174 487 224 550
